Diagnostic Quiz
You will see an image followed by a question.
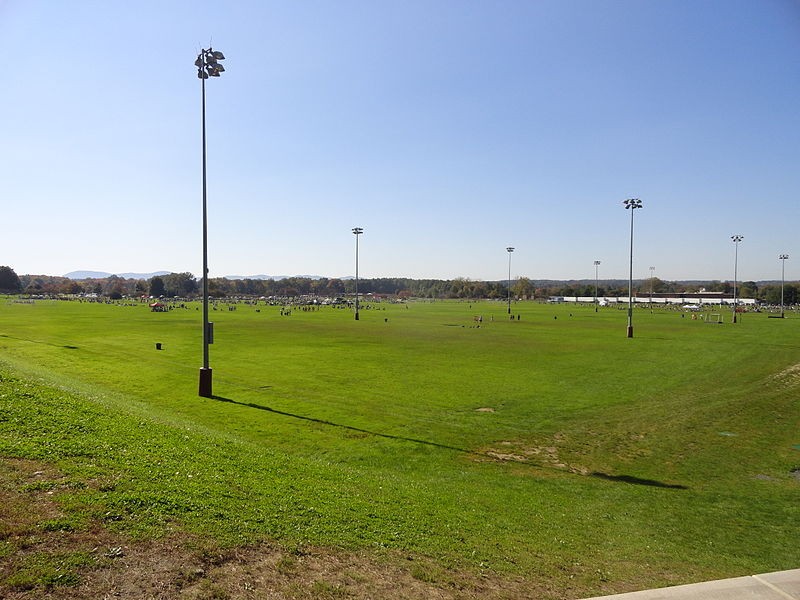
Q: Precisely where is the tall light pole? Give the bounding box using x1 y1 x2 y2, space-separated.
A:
593 260 601 312
196 47 226 398
623 198 643 338
779 254 789 318
731 235 743 324
649 266 655 312
353 228 363 320
506 247 515 314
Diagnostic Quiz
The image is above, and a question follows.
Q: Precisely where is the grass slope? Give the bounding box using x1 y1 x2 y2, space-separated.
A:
0 298 798 597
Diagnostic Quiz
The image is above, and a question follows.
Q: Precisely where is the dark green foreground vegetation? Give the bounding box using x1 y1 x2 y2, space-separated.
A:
0 298 798 597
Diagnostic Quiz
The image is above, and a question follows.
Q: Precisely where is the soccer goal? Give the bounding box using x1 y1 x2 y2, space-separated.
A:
705 313 723 324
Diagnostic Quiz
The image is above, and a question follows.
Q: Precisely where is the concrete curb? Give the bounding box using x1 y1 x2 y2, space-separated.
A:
580 569 800 600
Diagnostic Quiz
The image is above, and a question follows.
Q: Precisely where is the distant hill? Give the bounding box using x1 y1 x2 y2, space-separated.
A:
64 271 171 280
64 271 112 279
223 274 341 281
116 271 172 280
224 275 291 281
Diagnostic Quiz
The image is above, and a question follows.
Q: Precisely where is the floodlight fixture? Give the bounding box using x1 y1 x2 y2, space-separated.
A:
196 47 226 80
623 198 642 210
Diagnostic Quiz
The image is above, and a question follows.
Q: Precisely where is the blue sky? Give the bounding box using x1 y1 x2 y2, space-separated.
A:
2 0 798 281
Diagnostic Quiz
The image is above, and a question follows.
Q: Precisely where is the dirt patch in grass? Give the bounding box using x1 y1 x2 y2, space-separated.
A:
475 436 590 475
0 457 559 600
768 362 800 388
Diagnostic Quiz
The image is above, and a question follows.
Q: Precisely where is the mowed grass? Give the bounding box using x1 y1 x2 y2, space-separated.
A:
0 298 798 596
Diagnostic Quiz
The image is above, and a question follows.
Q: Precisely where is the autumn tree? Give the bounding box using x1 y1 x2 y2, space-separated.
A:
60 281 84 295
100 276 121 296
644 277 669 294
511 277 534 299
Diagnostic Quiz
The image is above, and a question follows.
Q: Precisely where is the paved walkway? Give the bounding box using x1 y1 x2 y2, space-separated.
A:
581 569 800 600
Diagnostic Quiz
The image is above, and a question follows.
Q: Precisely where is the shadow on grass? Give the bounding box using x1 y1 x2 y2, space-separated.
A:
0 333 78 350
589 472 688 490
211 395 474 455
211 395 688 490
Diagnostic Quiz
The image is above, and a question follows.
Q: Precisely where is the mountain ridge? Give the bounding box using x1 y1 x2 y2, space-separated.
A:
64 271 172 280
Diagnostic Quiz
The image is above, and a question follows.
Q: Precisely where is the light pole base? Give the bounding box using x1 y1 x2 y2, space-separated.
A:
627 326 633 338
199 367 213 398
732 314 737 324
355 312 359 320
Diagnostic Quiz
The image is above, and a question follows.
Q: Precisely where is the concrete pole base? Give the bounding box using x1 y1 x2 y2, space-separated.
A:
199 367 213 398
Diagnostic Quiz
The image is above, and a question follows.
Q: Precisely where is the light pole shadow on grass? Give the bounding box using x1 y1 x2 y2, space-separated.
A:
0 333 79 350
211 395 476 455
589 472 688 489
209 395 688 490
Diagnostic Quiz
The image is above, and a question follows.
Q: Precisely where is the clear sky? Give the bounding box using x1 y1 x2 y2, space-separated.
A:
2 0 798 282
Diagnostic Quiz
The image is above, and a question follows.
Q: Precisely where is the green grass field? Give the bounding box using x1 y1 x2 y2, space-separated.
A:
0 297 798 597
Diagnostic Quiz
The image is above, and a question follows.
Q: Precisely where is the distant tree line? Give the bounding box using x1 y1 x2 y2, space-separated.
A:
3 266 797 304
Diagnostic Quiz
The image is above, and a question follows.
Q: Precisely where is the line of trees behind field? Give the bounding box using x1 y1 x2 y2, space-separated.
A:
2 266 798 304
